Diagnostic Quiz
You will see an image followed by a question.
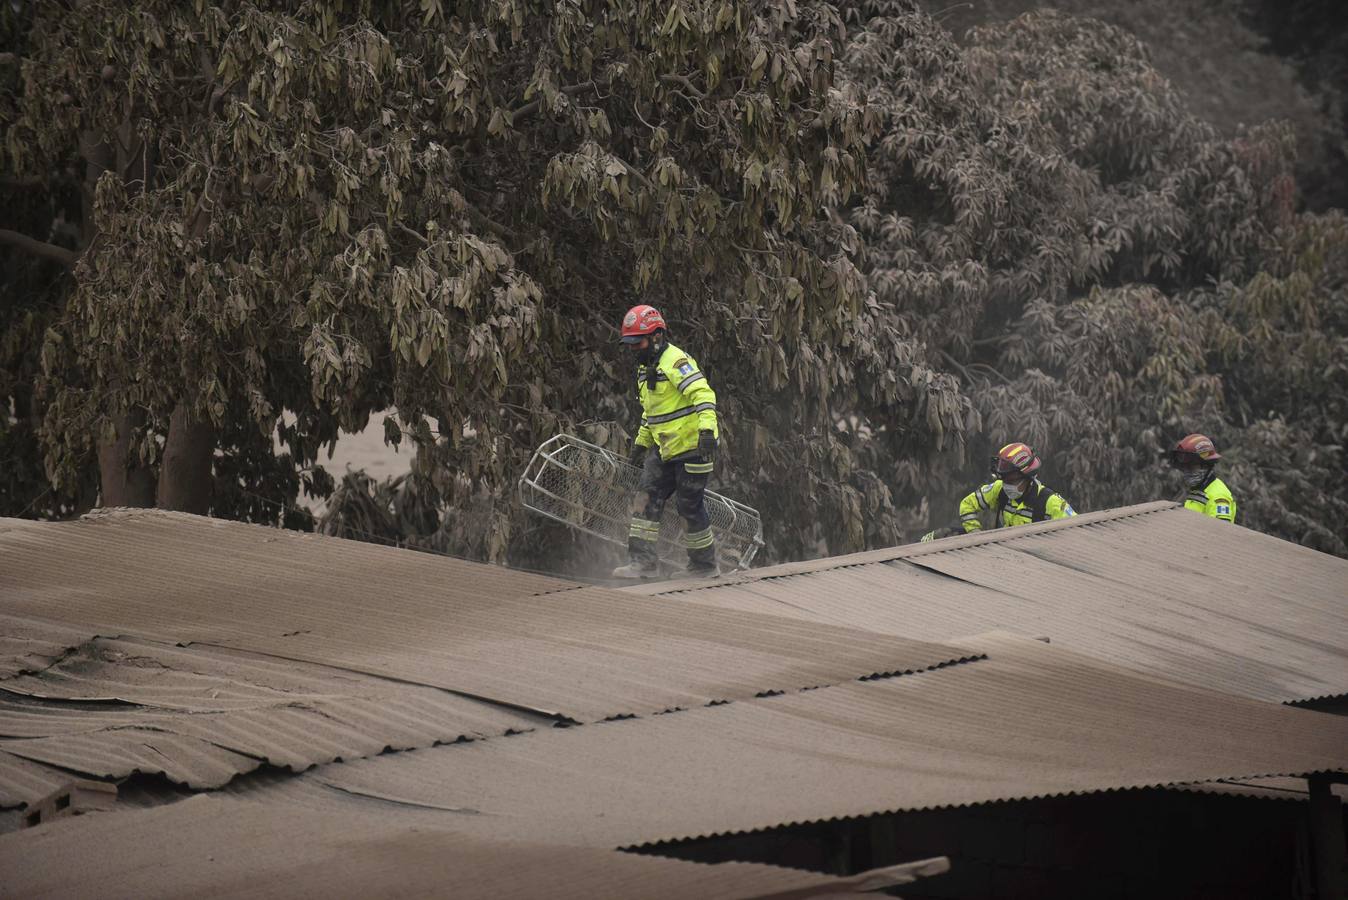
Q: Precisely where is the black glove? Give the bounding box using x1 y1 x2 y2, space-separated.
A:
698 430 717 461
628 443 649 467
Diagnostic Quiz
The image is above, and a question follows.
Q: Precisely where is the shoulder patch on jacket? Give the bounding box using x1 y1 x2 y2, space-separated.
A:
674 358 695 376
1215 502 1231 516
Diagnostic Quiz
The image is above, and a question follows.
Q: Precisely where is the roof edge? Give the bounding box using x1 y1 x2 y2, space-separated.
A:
620 767 1348 849
633 501 1179 595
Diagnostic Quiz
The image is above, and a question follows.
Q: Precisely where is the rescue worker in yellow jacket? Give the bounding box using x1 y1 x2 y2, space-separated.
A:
921 442 1076 540
611 305 720 578
1168 433 1236 522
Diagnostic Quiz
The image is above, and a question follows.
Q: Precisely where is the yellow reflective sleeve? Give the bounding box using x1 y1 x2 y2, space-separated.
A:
636 380 654 447
1206 491 1236 522
958 483 998 532
1045 492 1077 519
678 366 718 437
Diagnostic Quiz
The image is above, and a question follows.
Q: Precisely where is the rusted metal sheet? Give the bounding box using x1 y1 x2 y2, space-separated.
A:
0 793 940 899
0 510 979 723
284 635 1348 849
628 503 1348 703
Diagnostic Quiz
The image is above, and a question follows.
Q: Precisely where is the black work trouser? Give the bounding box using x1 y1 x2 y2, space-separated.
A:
627 451 716 569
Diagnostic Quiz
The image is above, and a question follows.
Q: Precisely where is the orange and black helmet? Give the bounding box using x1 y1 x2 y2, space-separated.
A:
991 442 1042 481
1168 433 1221 468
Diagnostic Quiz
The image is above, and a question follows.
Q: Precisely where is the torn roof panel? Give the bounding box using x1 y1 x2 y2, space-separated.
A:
0 794 932 899
0 510 981 723
278 635 1348 849
3 728 261 789
0 750 73 808
627 503 1348 704
0 614 97 680
0 633 541 803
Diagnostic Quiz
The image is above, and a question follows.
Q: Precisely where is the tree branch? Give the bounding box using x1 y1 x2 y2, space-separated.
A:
509 79 606 125
0 229 80 267
396 222 429 246
659 74 705 100
938 349 976 384
0 53 18 67
619 159 655 193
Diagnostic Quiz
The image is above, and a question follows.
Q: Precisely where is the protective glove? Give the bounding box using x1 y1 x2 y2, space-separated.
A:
920 530 937 543
698 430 717 462
628 443 649 467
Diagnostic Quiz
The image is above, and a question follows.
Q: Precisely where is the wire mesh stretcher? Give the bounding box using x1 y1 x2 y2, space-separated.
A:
519 434 765 571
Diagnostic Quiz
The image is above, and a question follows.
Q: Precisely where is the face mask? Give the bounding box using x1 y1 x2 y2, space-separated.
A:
635 335 663 365
1182 467 1208 488
1002 479 1024 500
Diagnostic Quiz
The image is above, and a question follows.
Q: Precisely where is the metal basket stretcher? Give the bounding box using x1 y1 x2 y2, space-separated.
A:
519 434 764 571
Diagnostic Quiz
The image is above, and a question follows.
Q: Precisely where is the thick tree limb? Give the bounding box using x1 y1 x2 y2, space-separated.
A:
396 222 429 245
659 73 706 100
157 404 215 514
509 79 608 125
0 228 80 267
98 410 156 508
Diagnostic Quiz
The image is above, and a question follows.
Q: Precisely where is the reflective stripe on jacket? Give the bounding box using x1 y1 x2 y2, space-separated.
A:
958 479 1076 532
635 342 718 460
1184 475 1236 522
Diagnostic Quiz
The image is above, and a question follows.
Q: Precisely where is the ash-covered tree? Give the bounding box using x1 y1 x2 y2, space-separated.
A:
956 12 1348 553
845 6 1344 553
835 5 1342 555
0 3 91 519
3 0 969 563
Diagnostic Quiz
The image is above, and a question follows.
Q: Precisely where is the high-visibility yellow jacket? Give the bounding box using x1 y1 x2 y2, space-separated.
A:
1184 475 1236 522
635 342 718 460
958 479 1076 531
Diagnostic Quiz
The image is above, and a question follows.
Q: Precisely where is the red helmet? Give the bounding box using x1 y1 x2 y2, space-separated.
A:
1169 433 1221 467
991 442 1042 480
620 305 666 343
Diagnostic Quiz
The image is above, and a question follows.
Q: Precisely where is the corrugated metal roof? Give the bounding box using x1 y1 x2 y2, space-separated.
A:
1179 776 1348 803
0 633 543 794
0 614 97 679
625 503 1348 703
0 750 73 808
0 510 980 723
222 633 1348 849
0 793 946 899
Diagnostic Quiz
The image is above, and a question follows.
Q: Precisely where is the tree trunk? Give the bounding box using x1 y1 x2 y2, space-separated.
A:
97 410 156 508
156 404 214 514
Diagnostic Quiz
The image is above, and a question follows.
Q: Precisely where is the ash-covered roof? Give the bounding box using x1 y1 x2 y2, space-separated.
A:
625 502 1348 704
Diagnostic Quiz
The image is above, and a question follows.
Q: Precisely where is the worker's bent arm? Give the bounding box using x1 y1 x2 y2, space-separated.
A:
958 482 999 532
1045 493 1077 519
636 415 654 448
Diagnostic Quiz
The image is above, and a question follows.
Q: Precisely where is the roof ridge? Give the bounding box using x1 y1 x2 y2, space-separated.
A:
639 501 1178 594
